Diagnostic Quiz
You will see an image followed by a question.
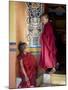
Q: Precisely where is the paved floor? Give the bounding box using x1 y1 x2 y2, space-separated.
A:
36 73 66 87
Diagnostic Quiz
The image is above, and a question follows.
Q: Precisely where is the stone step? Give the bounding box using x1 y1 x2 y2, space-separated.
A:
36 74 66 86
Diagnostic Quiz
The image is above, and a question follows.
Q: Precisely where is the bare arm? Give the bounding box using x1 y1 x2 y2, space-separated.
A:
20 59 29 81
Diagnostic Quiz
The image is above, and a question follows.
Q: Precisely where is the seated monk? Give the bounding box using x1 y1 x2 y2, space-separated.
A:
17 42 37 88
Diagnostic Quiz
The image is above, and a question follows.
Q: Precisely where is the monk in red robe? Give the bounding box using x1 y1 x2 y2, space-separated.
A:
17 42 37 88
39 13 57 73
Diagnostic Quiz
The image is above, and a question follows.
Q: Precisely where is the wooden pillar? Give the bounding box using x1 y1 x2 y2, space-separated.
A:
9 1 16 88
15 2 28 45
44 4 48 13
15 1 28 76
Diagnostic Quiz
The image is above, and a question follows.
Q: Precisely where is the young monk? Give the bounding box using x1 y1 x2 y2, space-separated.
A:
17 42 37 88
39 13 57 74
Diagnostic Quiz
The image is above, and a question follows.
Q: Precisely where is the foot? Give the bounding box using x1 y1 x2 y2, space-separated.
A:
49 68 56 74
30 85 34 88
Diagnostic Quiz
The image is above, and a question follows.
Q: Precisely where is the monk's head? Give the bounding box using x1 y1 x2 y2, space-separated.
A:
40 13 49 24
18 42 27 53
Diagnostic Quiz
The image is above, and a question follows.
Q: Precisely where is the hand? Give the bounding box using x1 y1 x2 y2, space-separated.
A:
25 76 29 81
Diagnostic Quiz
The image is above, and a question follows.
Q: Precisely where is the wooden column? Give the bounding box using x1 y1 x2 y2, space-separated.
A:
44 4 48 13
9 1 16 88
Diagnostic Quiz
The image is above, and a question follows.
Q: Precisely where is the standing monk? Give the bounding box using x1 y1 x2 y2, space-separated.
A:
39 13 57 73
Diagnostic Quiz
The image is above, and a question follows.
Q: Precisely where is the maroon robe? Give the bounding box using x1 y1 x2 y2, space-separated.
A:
17 52 37 88
39 22 57 70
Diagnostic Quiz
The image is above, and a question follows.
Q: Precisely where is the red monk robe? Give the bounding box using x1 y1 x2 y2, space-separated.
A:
39 22 57 70
17 52 37 88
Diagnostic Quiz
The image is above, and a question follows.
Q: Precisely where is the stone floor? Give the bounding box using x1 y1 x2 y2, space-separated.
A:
36 73 66 87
